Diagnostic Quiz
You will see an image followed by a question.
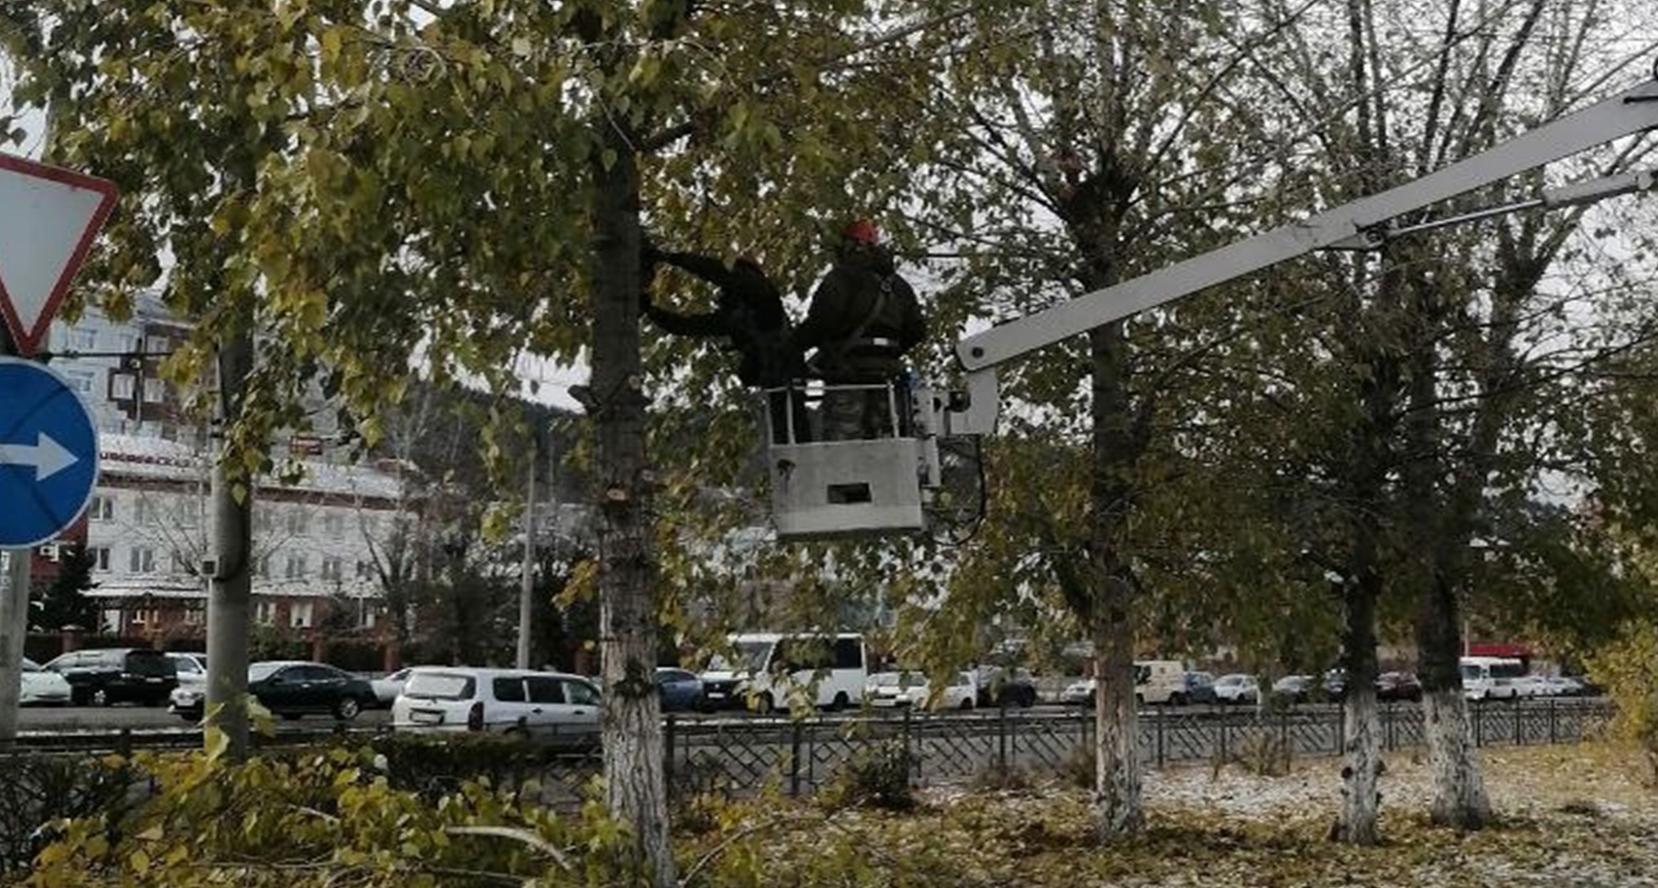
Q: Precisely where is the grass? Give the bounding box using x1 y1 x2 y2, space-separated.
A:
679 743 1658 886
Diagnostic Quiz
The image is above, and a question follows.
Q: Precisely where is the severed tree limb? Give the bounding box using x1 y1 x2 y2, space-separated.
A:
444 825 575 872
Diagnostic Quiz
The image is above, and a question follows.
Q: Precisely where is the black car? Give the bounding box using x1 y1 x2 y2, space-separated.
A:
975 666 1039 708
173 661 376 722
44 647 177 706
1376 671 1423 702
1174 672 1218 705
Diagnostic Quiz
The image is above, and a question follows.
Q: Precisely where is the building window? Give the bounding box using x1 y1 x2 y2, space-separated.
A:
70 327 97 351
64 369 97 395
142 378 166 404
355 560 374 580
286 510 310 536
136 498 160 525
184 608 203 625
323 513 345 536
88 495 114 521
129 547 156 573
358 604 377 630
255 509 274 533
88 546 111 571
176 500 199 527
255 600 276 626
111 373 135 399
284 554 307 579
256 556 271 579
320 557 343 581
290 600 314 629
130 608 157 626
145 334 169 355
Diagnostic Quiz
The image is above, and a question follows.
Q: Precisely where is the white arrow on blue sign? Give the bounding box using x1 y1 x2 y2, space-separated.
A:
0 356 99 547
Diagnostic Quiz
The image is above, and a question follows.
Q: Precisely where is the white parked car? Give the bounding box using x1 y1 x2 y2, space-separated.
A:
1060 678 1096 706
167 652 208 688
1544 676 1586 697
21 658 72 706
1511 675 1550 698
372 668 412 707
1213 673 1260 705
391 667 601 748
865 671 976 710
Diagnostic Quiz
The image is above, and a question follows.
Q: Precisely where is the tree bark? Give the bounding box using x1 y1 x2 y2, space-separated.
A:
206 330 254 759
590 142 675 886
1088 321 1144 840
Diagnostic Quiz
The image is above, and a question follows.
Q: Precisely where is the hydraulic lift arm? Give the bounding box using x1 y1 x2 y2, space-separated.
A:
946 78 1658 435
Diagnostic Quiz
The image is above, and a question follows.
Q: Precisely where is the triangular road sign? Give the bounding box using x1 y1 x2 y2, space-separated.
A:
0 153 118 357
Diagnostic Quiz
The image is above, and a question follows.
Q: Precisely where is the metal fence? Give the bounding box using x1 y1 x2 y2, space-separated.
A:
655 698 1613 800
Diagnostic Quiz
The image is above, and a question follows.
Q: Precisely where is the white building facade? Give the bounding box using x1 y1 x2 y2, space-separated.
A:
36 298 409 645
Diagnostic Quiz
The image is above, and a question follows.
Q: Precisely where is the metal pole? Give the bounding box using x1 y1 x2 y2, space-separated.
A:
0 326 32 742
790 720 803 796
206 329 254 758
664 714 676 797
515 428 540 670
0 549 29 741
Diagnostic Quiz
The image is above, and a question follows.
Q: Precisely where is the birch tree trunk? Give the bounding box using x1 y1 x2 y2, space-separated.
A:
1091 595 1141 838
1422 683 1488 827
590 142 674 887
1337 595 1382 844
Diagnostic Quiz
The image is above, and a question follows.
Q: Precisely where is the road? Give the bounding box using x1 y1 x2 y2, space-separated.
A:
16 703 392 734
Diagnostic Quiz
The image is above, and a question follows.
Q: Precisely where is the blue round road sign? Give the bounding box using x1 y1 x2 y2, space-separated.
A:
0 356 99 547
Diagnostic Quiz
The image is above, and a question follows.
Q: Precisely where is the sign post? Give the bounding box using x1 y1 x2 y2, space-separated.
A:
0 152 117 741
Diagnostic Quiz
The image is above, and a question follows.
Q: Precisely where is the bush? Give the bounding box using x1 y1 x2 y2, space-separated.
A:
1232 729 1292 777
1587 622 1658 783
1061 743 1095 790
361 731 586 802
26 731 634 888
827 740 916 811
972 766 1031 793
0 754 137 876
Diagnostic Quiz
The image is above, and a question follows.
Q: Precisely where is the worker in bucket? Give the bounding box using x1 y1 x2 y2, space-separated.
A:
641 244 810 442
795 219 926 440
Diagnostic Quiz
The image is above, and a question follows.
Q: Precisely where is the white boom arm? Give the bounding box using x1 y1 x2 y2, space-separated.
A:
946 79 1658 434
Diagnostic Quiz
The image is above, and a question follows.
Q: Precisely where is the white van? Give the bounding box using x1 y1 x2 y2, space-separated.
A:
391 667 602 747
1057 659 1186 707
699 633 867 713
1461 657 1525 701
1135 660 1186 705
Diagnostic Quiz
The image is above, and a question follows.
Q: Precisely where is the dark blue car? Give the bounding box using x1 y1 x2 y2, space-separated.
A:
656 668 707 712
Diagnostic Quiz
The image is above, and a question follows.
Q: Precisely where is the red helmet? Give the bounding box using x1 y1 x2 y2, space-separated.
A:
841 219 880 246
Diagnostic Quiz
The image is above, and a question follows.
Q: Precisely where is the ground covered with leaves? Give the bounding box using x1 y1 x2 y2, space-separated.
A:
686 744 1658 887
13 740 1655 886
